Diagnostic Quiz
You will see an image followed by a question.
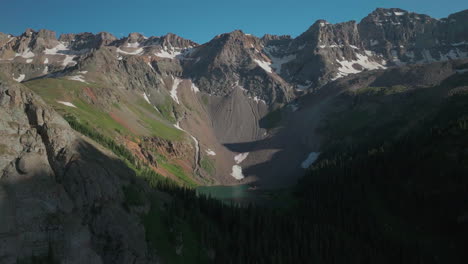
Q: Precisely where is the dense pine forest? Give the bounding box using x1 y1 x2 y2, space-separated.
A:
46 75 468 263
109 91 468 263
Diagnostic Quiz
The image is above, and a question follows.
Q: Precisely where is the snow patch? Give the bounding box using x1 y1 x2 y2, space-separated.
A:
264 47 296 73
26 59 33 63
143 93 151 104
394 11 406 16
154 46 182 59
231 165 244 180
117 47 144 55
67 75 87 83
234 153 249 164
43 58 49 64
364 50 374 56
370 39 379 46
62 55 76 66
252 96 265 104
16 48 35 59
333 53 386 80
254 59 273 73
57 101 77 108
42 66 48 74
170 77 181 104
191 82 200 93
44 43 69 55
126 42 140 48
13 74 25 82
205 149 216 156
147 62 155 71
301 152 320 169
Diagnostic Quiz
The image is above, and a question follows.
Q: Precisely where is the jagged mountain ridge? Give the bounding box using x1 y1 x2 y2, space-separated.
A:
0 7 467 187
0 8 467 100
1 6 468 264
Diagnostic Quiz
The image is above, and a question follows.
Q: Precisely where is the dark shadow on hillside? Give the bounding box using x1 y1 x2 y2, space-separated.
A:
222 60 468 188
0 137 153 263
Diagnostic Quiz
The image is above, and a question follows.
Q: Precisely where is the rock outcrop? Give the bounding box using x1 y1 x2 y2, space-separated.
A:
0 77 155 263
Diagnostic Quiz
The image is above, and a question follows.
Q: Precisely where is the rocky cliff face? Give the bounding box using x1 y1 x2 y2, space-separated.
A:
183 30 293 104
0 8 467 261
0 7 467 194
1 8 466 104
359 8 468 65
0 77 155 263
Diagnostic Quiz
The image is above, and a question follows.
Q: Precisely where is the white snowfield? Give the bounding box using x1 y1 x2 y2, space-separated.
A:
45 43 69 55
333 53 386 80
231 165 245 180
117 47 144 55
15 48 35 59
44 43 78 66
191 82 200 93
230 152 250 180
270 54 295 73
252 96 266 104
62 55 76 66
234 152 249 164
301 152 320 169
57 101 77 108
147 62 155 71
170 77 182 104
13 74 25 82
264 46 296 73
254 59 273 73
67 75 87 83
154 46 182 59
126 42 140 48
205 149 216 156
143 92 151 104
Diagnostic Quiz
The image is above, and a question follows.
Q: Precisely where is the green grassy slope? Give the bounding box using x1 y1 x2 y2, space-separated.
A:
24 78 183 141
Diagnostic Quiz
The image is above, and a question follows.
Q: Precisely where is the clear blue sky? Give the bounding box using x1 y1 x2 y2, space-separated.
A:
1 0 466 44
